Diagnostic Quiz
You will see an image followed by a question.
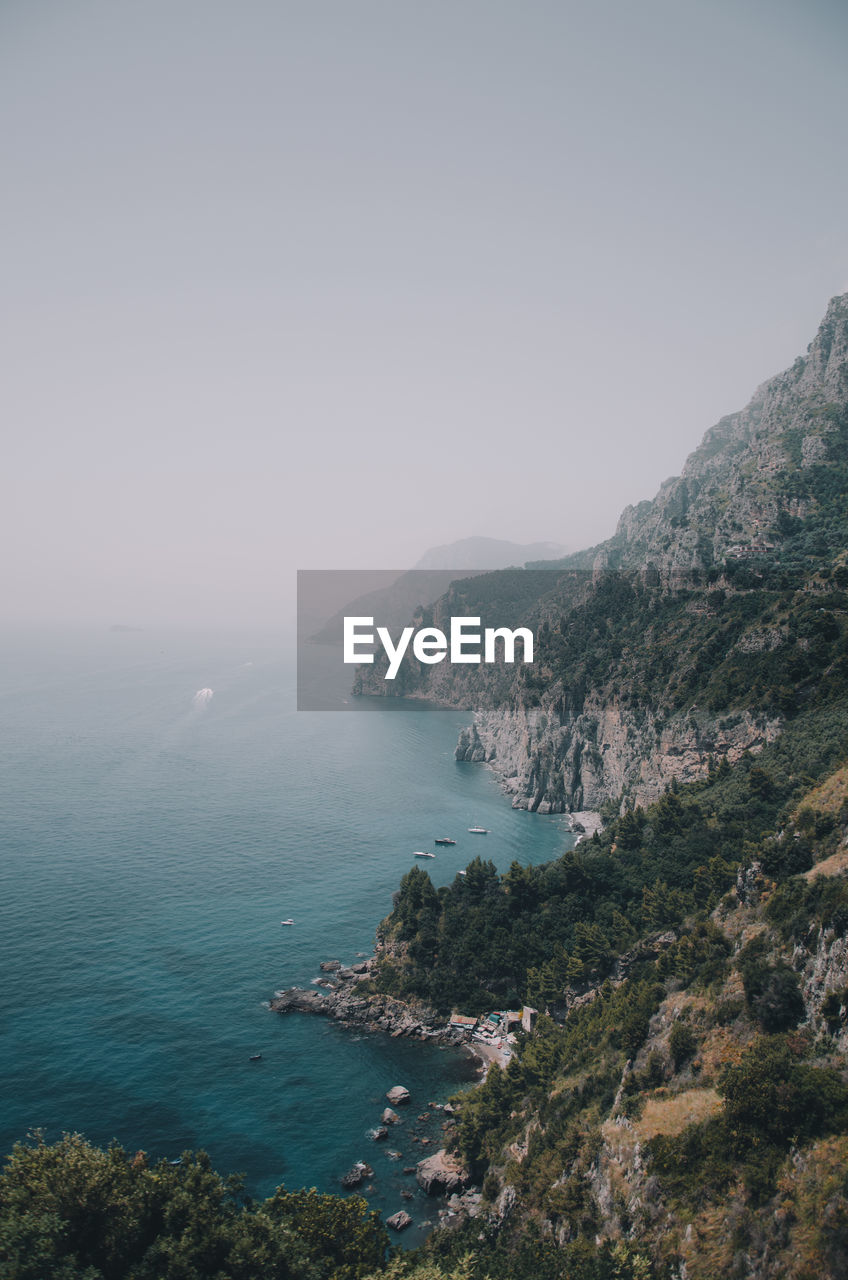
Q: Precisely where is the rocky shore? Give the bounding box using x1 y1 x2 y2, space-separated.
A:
270 956 490 1231
270 958 478 1052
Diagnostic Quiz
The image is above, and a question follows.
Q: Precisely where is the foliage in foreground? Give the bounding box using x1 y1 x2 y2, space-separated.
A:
0 1132 388 1280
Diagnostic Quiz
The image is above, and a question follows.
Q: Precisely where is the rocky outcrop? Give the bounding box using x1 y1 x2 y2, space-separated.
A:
270 971 474 1048
795 924 848 1048
385 1087 410 1106
609 293 848 571
340 1161 373 1188
416 1149 471 1196
546 931 678 1020
386 1210 412 1231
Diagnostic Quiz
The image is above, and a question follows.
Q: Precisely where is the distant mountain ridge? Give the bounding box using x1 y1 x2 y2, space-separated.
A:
308 537 567 644
414 537 567 571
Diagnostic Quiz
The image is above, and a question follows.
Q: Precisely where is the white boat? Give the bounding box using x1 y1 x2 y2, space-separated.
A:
280 919 294 926
468 826 488 834
413 851 435 858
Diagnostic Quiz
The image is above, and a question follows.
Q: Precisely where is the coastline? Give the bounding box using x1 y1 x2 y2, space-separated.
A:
462 1037 510 1077
569 809 604 844
271 955 520 1082
271 958 487 1231
271 957 520 1068
271 961 478 1052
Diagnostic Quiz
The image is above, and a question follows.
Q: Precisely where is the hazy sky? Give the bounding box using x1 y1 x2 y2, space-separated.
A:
3 0 847 627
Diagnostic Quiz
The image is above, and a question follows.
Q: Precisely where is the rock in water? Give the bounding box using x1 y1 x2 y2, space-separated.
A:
371 1126 389 1141
386 1085 410 1105
416 1149 471 1196
382 1107 400 1125
340 1161 373 1188
386 1210 413 1232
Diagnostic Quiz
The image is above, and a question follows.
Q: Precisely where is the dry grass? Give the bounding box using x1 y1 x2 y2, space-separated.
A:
696 1023 755 1080
675 1202 740 1280
661 991 708 1020
602 1087 722 1156
634 1088 722 1140
803 847 848 881
793 763 848 823
769 1134 848 1280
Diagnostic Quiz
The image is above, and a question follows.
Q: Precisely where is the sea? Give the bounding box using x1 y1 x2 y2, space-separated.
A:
0 627 574 1245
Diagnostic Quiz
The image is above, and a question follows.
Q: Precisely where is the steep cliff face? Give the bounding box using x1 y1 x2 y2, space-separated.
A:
365 294 848 814
457 701 782 813
606 292 848 572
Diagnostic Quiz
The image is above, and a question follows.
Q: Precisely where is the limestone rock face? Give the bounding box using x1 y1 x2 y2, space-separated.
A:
794 924 848 1048
610 293 848 569
416 1149 470 1196
461 699 781 815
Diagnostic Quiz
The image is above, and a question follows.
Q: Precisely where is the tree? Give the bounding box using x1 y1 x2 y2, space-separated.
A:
0 1132 389 1280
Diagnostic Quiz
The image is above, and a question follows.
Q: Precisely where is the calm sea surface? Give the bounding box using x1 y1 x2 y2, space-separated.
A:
0 628 573 1243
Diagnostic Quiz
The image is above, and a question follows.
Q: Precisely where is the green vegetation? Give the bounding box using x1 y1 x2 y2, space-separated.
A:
373 702 848 1276
0 1132 389 1280
650 1037 848 1205
377 699 848 1015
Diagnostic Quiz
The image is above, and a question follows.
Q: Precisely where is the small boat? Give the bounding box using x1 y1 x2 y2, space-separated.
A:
434 838 456 846
280 919 294 926
414 851 435 858
468 826 488 834
457 869 467 876
249 1053 262 1061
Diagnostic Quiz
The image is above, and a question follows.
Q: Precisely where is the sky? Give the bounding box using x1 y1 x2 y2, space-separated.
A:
2 0 847 628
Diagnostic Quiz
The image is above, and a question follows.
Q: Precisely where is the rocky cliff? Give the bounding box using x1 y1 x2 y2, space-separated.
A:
605 292 848 572
456 700 782 813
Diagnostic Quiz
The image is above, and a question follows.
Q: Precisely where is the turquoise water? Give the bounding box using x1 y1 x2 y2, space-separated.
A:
0 628 573 1242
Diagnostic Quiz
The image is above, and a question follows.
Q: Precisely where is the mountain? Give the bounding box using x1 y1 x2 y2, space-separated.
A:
363 295 848 1279
307 537 567 645
355 294 848 815
413 537 567 571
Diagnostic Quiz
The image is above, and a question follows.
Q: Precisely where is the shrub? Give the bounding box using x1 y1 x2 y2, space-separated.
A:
669 1022 697 1070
